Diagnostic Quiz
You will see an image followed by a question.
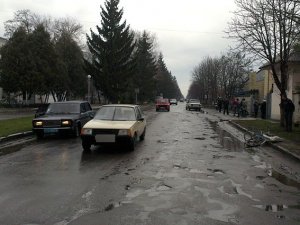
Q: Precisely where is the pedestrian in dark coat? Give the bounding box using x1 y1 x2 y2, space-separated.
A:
223 98 229 115
217 97 223 113
253 100 259 118
282 96 295 132
260 100 266 119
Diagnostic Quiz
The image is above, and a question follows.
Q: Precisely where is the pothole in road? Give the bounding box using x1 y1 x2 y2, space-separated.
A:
213 154 235 159
208 120 245 152
173 164 188 170
157 184 172 191
268 169 300 189
157 140 168 144
208 168 226 174
194 137 206 140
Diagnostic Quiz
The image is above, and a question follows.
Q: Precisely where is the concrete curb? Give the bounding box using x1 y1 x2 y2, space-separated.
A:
0 131 34 143
228 120 300 161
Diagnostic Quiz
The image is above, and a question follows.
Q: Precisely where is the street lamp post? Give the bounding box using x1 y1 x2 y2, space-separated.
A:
87 75 91 103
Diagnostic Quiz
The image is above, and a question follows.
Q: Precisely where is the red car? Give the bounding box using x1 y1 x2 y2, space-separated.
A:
156 98 170 112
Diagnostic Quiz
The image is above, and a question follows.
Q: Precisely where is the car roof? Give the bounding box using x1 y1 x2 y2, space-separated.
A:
102 104 138 108
50 101 88 104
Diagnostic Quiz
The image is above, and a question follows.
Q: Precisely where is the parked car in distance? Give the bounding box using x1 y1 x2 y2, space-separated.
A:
32 101 94 139
186 99 202 111
81 104 146 151
156 98 170 111
170 99 178 105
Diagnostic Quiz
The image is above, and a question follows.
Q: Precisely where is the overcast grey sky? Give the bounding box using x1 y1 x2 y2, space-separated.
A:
0 0 237 97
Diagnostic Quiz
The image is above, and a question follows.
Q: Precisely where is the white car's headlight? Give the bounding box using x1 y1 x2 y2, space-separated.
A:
81 128 93 135
118 129 130 136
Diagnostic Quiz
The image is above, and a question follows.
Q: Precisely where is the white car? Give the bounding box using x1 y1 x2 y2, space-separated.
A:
186 99 202 111
170 99 178 105
81 104 146 151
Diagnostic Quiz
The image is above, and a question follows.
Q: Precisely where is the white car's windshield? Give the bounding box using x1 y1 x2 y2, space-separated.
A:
95 106 136 121
189 99 200 103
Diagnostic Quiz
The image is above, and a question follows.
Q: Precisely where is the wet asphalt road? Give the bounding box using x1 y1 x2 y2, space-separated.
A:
0 103 299 225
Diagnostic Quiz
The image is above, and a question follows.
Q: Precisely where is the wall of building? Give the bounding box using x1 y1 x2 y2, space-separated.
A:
291 64 300 124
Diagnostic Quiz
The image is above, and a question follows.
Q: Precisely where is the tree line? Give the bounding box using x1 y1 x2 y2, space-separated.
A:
0 0 183 105
187 51 252 103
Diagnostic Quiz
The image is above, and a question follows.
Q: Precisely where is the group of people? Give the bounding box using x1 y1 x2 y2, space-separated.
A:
216 97 248 117
215 96 296 132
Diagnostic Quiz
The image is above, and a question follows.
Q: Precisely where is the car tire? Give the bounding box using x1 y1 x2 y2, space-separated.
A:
128 133 137 151
140 128 146 141
82 140 91 151
36 131 44 139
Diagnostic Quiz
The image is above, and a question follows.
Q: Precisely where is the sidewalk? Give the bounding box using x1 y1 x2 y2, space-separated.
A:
205 108 300 161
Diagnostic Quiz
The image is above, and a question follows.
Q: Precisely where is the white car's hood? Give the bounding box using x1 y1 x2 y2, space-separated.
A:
84 119 136 129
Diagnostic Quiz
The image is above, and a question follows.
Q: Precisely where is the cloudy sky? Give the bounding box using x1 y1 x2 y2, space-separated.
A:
0 0 237 97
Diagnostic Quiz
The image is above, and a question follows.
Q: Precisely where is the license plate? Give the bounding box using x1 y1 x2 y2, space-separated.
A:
44 128 58 133
95 134 115 143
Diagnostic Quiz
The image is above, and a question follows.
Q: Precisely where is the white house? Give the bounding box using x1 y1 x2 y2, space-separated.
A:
260 52 300 124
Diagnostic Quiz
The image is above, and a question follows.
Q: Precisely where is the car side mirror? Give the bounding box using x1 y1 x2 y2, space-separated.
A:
139 117 145 121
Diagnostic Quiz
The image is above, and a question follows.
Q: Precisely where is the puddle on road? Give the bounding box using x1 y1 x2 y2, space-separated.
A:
208 121 244 152
268 169 300 189
253 204 288 212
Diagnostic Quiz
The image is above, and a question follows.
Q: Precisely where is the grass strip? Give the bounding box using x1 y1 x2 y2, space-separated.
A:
0 116 33 137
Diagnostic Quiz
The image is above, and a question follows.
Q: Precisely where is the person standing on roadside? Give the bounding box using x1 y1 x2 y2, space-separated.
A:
260 99 266 119
234 98 239 116
217 97 223 113
239 98 247 117
282 96 295 132
253 100 259 118
232 98 238 116
223 97 229 115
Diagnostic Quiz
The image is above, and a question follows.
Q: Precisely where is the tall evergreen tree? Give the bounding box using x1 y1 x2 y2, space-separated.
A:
155 53 179 99
0 27 29 96
28 24 66 101
86 0 136 103
133 31 157 102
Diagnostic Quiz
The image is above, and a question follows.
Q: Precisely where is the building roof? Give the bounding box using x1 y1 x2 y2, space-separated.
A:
259 51 300 69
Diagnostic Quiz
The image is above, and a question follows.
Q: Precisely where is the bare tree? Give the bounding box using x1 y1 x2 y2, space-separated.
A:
219 51 251 98
4 9 40 37
227 0 300 125
192 56 220 103
190 52 250 103
51 17 84 43
4 10 84 44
